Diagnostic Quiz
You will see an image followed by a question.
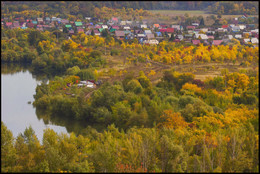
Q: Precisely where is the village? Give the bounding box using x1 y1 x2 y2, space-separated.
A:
1 14 259 47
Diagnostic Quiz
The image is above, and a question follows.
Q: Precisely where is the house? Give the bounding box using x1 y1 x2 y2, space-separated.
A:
85 17 91 20
192 40 201 45
235 34 242 39
239 25 246 30
207 36 214 40
227 35 233 40
124 30 131 35
195 34 208 40
120 21 126 25
243 38 250 44
186 26 196 30
51 17 57 21
32 20 38 25
94 30 100 36
172 25 182 30
69 30 75 35
102 25 108 29
45 17 50 23
166 28 174 33
140 24 147 28
146 33 155 40
160 29 167 33
75 21 83 27
144 30 152 35
78 28 84 33
154 24 160 28
86 80 96 88
251 38 258 44
212 40 223 46
155 32 162 37
222 25 228 29
231 26 240 32
85 29 93 35
200 28 208 33
37 18 44 24
112 17 118 23
95 25 101 29
176 35 184 41
137 34 146 38
192 23 199 27
13 21 20 28
98 28 104 33
126 21 132 25
61 19 69 24
143 39 159 45
27 23 34 28
5 22 12 28
115 30 125 39
111 25 120 30
123 26 130 30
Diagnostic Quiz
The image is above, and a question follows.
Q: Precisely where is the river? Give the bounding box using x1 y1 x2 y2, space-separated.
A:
1 64 68 142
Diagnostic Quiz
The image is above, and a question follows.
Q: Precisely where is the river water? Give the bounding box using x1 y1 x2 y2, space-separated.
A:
1 64 68 142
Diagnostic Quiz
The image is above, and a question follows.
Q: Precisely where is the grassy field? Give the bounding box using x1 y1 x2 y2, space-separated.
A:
148 10 258 19
149 10 206 15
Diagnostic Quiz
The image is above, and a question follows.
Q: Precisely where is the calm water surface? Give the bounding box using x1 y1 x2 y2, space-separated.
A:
1 68 68 142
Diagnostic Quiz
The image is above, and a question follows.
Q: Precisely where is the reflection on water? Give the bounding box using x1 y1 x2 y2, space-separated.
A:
2 63 105 141
35 107 106 136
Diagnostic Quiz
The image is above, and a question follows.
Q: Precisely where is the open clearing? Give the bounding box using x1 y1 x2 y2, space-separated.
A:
149 10 258 18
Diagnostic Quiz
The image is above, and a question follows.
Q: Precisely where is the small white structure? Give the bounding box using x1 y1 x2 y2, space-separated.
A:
195 34 208 40
239 25 246 30
77 84 84 87
243 38 250 43
120 21 126 25
140 24 147 28
143 39 159 45
102 25 108 29
80 81 87 85
251 38 259 44
172 25 181 30
137 34 146 38
192 23 199 26
235 34 242 39
227 35 233 40
123 26 130 30
144 30 152 34
200 28 208 32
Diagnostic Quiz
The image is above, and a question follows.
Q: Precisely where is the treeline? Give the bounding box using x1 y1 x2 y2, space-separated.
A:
2 103 258 173
208 1 259 15
33 66 259 129
1 28 108 74
2 28 259 75
2 68 259 172
3 1 258 15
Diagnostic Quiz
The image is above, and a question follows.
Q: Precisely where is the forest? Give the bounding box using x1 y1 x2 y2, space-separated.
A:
2 1 259 15
1 1 259 173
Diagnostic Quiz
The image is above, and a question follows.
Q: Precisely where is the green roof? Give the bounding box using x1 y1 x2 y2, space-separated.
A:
98 22 103 25
110 28 116 32
65 25 72 28
98 28 104 32
75 22 82 26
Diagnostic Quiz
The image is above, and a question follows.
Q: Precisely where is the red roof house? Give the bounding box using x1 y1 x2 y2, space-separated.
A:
186 26 196 30
160 28 167 33
222 25 228 29
166 28 174 33
192 40 201 45
212 40 223 46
